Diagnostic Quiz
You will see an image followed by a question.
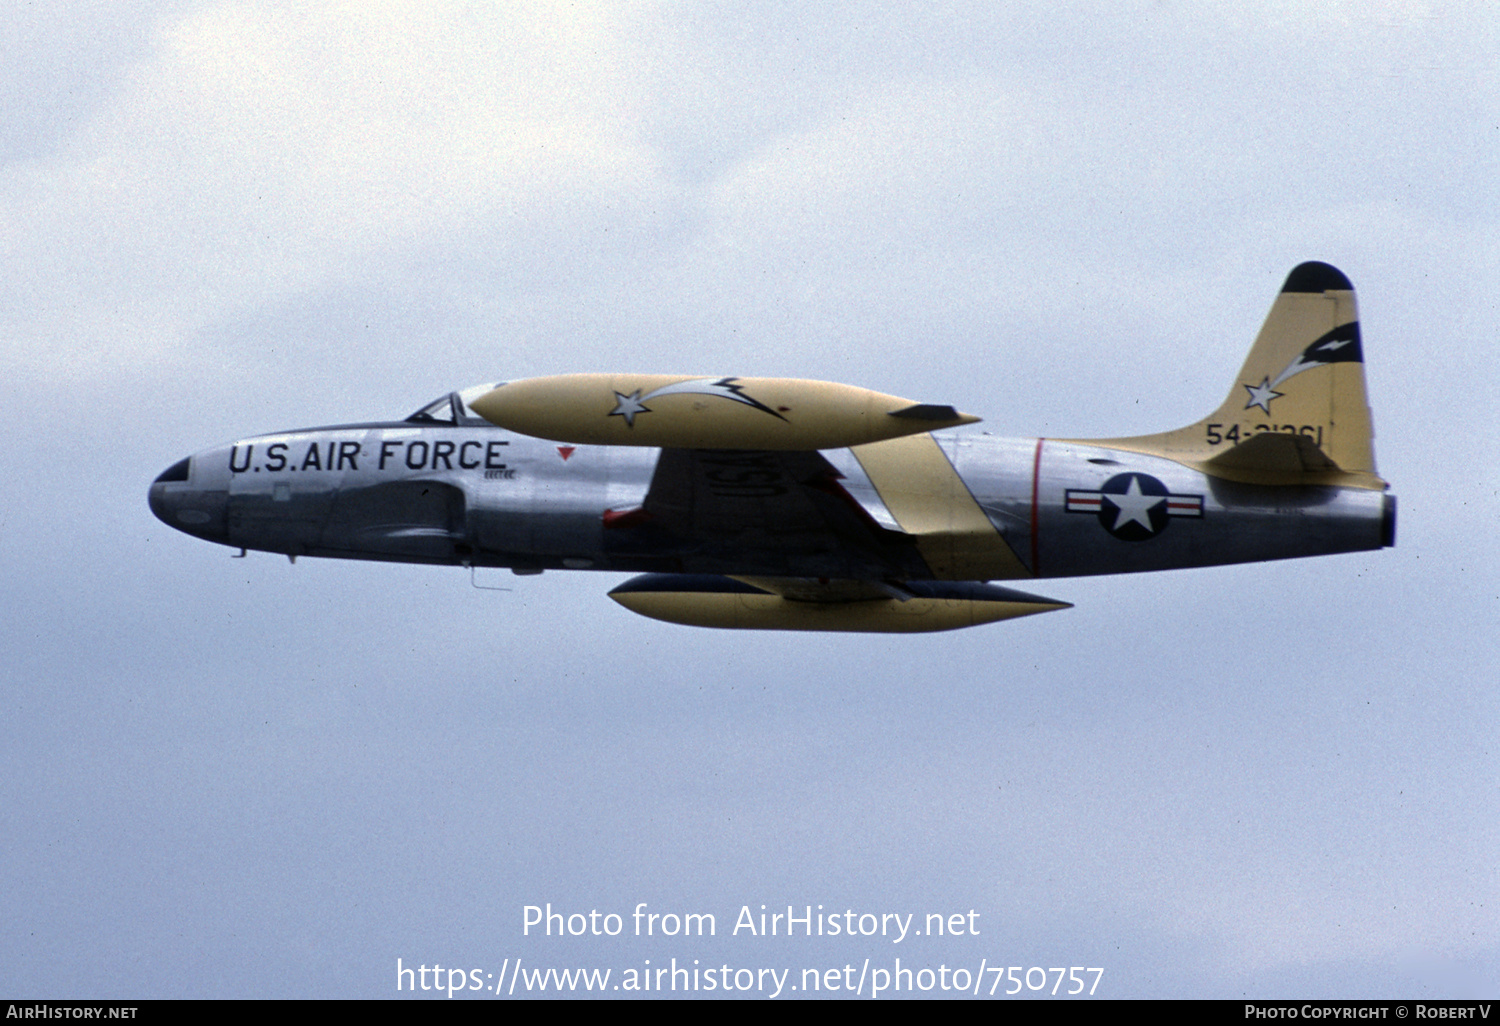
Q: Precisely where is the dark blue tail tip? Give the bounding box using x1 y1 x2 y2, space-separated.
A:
1282 261 1353 293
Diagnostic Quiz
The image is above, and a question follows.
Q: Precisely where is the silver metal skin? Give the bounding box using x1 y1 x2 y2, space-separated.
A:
150 386 1393 584
944 436 1391 578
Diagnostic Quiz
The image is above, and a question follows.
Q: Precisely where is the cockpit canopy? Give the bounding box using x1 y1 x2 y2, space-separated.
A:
405 383 504 425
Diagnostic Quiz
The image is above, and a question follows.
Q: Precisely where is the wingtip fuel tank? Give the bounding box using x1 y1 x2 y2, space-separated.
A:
467 374 980 450
608 575 1072 633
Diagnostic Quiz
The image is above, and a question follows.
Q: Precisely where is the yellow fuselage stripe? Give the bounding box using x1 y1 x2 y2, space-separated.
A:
851 433 1031 580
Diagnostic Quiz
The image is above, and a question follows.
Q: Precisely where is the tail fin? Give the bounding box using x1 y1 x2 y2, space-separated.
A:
1079 262 1386 489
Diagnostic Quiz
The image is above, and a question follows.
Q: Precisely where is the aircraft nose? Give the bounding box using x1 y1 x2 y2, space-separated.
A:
149 455 231 545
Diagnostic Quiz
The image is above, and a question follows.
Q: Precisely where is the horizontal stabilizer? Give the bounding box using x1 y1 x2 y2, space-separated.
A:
1201 431 1341 484
608 574 1069 632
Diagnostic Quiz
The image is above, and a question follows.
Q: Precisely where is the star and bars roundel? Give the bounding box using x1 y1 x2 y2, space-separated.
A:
1066 473 1204 541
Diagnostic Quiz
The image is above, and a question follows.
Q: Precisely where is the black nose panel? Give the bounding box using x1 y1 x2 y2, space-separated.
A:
149 457 231 545
154 457 191 483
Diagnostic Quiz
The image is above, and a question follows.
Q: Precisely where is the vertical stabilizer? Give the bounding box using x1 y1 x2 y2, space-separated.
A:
1078 262 1385 489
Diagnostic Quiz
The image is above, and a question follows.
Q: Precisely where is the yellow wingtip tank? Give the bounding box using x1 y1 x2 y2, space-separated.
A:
468 374 980 450
607 575 1071 633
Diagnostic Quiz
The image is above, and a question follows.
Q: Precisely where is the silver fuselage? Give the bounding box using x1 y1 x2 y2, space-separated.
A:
150 416 1393 581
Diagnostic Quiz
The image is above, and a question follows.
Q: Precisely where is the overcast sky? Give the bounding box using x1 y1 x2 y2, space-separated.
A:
3 0 1496 999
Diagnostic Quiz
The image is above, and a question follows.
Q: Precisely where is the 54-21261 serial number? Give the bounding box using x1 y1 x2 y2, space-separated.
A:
1206 423 1323 446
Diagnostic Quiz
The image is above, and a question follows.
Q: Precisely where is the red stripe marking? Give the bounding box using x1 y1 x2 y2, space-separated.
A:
602 507 652 529
1030 438 1044 576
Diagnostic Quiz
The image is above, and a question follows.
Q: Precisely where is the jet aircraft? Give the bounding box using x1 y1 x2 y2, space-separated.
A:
150 262 1394 632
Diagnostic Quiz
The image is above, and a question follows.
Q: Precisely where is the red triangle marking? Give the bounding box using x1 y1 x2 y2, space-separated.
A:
558 446 576 461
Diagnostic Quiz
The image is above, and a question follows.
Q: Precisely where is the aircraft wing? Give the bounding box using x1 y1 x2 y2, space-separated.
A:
467 373 1071 629
607 447 929 581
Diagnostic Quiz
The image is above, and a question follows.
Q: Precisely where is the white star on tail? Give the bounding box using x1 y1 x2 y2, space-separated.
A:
1243 377 1284 413
1105 477 1165 532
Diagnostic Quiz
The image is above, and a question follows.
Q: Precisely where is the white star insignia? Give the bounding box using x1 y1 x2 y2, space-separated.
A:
609 390 651 426
1243 377 1283 413
1105 476 1165 532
